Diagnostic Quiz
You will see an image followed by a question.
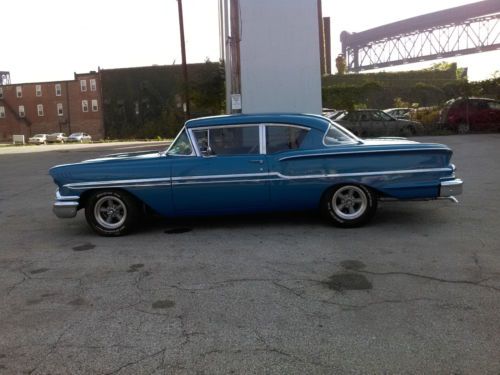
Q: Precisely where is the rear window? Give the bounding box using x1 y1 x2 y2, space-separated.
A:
266 125 308 154
324 124 358 145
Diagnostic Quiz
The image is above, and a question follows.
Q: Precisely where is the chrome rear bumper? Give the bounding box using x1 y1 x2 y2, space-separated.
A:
440 179 463 197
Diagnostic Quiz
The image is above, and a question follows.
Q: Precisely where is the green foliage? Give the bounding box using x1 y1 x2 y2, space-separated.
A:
102 62 225 139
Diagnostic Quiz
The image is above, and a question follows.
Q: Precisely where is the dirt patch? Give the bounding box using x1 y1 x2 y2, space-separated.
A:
73 243 96 251
127 264 144 273
68 297 87 306
340 260 366 271
323 273 372 291
152 299 175 309
30 268 50 274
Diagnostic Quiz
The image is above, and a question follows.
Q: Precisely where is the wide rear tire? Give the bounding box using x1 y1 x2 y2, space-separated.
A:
85 190 140 236
321 184 377 228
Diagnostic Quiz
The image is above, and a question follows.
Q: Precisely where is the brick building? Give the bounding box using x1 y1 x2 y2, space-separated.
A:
0 71 104 142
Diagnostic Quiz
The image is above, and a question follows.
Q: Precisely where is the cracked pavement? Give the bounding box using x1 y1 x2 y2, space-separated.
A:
0 136 499 374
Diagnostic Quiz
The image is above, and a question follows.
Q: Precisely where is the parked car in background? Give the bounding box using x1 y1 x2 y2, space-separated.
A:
28 134 48 145
67 132 92 143
46 133 68 143
439 97 500 133
50 113 462 236
384 108 415 120
334 109 423 137
325 110 347 120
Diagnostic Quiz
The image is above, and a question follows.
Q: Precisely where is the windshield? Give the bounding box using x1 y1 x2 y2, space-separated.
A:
323 122 359 145
167 128 193 156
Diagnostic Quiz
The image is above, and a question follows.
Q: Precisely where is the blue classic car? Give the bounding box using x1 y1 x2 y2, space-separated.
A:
50 114 463 236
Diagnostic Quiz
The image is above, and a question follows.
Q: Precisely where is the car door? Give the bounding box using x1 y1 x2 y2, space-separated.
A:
264 124 317 210
171 124 270 215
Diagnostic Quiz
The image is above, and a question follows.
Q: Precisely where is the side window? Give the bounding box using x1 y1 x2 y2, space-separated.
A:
193 126 260 156
488 102 500 110
168 129 193 156
266 125 308 154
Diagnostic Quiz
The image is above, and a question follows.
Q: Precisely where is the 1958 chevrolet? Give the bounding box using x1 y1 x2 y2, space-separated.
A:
50 114 463 236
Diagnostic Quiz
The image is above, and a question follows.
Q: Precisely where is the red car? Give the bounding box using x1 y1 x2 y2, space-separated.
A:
440 97 500 133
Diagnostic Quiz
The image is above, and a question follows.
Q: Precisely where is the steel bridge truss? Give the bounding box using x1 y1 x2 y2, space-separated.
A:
344 13 500 72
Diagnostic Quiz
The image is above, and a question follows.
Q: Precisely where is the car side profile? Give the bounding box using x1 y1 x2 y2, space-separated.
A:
28 134 48 145
335 109 423 137
50 114 462 236
67 132 92 143
46 132 68 143
439 97 500 133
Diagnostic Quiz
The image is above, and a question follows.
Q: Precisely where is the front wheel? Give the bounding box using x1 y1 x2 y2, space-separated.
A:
321 184 377 227
85 190 140 236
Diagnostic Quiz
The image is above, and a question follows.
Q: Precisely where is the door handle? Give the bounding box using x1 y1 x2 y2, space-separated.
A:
249 159 264 164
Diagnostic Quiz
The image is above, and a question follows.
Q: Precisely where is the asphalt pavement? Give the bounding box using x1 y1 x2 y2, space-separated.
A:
0 135 499 374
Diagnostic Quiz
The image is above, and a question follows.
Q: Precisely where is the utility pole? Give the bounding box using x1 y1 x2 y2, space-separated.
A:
177 0 190 119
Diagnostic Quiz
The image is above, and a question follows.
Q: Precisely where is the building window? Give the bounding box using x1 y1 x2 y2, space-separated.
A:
57 103 63 116
80 80 87 92
82 100 88 112
90 78 97 91
16 86 22 98
36 85 42 97
55 83 62 96
19 105 25 118
91 99 99 112
0 87 3 99
37 104 44 117
0 106 5 118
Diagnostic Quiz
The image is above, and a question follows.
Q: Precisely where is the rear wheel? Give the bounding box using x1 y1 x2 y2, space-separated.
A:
321 184 377 227
85 190 140 236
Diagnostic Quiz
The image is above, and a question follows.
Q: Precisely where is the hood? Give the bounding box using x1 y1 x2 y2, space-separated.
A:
80 150 163 164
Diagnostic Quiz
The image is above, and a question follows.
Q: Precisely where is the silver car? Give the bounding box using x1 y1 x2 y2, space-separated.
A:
335 109 423 137
67 132 92 143
28 134 48 145
46 133 68 143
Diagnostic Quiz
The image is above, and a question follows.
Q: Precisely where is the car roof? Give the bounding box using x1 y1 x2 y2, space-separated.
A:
185 113 330 131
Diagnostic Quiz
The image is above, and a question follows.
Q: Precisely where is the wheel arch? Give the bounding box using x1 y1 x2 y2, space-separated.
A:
79 188 144 211
319 182 381 208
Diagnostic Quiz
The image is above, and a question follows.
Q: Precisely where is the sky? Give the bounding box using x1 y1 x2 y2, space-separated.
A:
2 0 499 84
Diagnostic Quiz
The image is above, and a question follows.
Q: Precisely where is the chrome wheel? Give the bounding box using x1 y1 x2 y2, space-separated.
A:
331 185 368 220
94 196 127 230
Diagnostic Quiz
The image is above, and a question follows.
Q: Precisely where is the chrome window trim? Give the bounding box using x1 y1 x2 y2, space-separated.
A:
264 123 311 131
259 124 266 154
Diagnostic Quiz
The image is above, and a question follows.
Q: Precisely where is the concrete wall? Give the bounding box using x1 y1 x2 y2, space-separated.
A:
239 0 322 114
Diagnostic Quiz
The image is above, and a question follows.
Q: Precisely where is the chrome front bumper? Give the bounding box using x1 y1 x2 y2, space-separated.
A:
53 190 80 219
440 179 463 197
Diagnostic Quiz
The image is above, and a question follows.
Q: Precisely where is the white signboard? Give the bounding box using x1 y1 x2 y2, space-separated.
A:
231 94 242 110
238 0 322 114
